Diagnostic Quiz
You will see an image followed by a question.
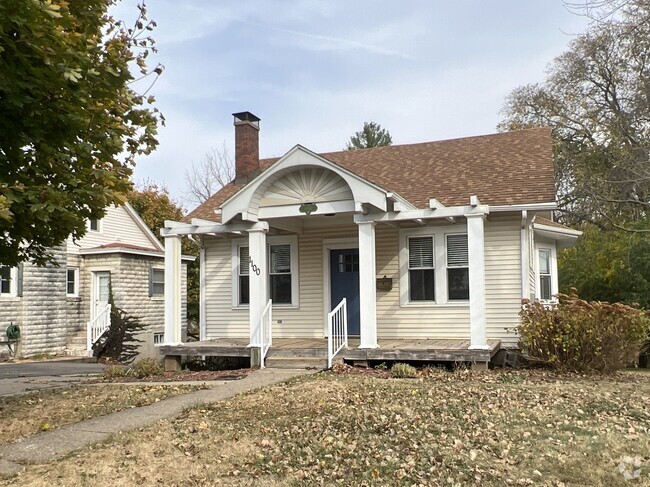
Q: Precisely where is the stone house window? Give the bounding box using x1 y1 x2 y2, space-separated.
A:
149 268 164 297
66 267 79 297
0 265 20 297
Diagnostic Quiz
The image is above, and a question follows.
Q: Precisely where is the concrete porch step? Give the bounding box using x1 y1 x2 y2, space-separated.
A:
264 356 328 370
266 348 327 359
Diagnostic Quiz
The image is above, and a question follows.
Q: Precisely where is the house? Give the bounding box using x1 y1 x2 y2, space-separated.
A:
160 112 581 369
0 203 191 359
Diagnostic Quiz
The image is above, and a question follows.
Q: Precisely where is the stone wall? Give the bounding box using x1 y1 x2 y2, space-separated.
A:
19 246 69 356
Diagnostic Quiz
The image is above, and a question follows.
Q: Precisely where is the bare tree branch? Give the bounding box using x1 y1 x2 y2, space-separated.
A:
184 142 235 206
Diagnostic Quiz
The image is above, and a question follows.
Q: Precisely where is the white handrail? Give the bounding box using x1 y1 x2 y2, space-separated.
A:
257 299 273 368
327 298 348 369
87 303 111 355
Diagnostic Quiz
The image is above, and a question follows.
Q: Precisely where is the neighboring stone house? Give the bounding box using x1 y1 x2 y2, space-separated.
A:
0 203 190 359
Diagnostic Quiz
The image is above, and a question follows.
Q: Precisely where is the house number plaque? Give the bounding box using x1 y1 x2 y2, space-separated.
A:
249 257 261 275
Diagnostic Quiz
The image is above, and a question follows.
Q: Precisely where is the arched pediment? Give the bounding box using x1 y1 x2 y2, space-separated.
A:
259 168 353 207
219 145 389 223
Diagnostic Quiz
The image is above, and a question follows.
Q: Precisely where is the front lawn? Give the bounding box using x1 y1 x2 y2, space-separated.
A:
4 370 649 486
0 384 202 445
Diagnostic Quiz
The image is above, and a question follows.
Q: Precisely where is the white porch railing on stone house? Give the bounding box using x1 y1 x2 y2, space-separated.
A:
251 299 273 368
87 304 111 356
327 298 348 369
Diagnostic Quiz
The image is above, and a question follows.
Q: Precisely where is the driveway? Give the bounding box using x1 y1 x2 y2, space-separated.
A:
0 361 105 379
0 360 105 397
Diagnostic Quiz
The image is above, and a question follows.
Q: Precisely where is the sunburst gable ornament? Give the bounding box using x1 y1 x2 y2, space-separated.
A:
299 202 318 215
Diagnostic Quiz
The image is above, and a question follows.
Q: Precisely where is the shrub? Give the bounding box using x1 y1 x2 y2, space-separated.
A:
391 363 418 378
517 291 650 373
128 357 164 378
103 364 127 379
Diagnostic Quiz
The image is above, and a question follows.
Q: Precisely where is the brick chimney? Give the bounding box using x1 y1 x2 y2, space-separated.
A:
233 111 261 184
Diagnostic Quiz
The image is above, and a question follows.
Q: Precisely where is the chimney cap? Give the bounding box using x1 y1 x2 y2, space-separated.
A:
233 111 260 126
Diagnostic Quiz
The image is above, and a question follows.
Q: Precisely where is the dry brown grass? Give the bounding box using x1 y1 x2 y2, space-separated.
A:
4 371 650 486
0 384 201 444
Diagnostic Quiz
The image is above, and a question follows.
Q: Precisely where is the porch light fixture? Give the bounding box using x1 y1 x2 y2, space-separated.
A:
299 202 318 215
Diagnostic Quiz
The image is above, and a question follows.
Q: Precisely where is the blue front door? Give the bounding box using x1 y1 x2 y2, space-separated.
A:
330 249 360 336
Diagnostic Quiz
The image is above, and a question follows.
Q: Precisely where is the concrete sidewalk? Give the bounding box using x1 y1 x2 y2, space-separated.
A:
0 368 313 477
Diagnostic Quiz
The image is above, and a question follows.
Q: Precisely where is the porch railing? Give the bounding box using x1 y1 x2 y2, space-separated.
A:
327 298 348 369
255 299 273 368
87 304 111 356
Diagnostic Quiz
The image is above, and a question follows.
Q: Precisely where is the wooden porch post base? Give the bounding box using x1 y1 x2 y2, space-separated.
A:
164 355 182 372
250 348 262 368
471 361 489 371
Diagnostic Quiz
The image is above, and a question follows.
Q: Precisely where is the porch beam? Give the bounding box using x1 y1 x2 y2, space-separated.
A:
353 205 489 224
357 221 378 349
161 220 269 237
163 235 182 345
268 219 303 235
467 213 489 350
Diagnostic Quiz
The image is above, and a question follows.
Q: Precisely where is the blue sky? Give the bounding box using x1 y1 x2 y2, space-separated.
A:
113 1 590 208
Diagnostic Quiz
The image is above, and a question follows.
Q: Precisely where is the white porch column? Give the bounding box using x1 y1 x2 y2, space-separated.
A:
248 226 268 346
163 235 182 344
357 221 378 348
467 213 489 349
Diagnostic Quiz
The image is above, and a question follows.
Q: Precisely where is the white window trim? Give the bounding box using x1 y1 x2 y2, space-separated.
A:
399 225 469 307
0 266 18 298
151 267 165 298
87 218 102 233
66 267 80 297
535 244 558 303
231 235 299 309
445 232 470 302
268 235 299 308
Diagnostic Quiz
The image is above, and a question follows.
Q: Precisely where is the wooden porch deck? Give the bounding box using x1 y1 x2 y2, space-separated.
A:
159 337 501 364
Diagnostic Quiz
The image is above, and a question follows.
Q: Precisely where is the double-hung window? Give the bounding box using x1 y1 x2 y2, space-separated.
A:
0 266 14 296
446 234 469 300
408 236 435 301
538 249 552 301
269 244 292 304
233 237 298 308
149 268 165 297
66 268 79 297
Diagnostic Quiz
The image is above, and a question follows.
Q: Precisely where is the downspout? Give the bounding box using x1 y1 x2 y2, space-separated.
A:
520 210 528 300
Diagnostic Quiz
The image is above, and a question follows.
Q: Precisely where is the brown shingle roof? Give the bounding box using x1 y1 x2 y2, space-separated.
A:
532 216 575 231
184 128 554 223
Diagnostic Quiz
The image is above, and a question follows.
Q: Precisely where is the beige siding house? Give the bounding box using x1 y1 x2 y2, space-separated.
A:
0 203 190 359
160 112 580 369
